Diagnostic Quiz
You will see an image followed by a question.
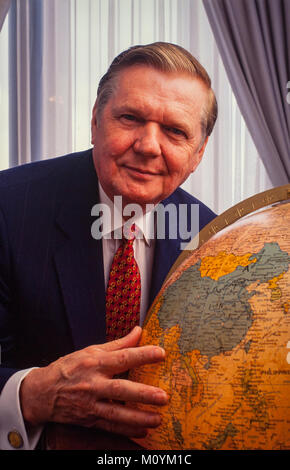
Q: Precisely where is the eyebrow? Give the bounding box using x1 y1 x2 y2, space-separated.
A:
113 104 193 136
113 104 147 119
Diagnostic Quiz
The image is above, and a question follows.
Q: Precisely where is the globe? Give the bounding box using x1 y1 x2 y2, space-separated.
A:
128 186 290 450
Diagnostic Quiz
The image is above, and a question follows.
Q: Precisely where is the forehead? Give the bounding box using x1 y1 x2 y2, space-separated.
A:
109 65 208 128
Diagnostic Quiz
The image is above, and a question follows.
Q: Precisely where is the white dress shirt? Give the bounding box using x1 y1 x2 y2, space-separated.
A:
98 182 155 325
0 369 43 450
0 182 156 450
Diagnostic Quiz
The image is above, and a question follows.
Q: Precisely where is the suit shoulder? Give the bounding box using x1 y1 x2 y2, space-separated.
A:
168 186 201 204
164 187 216 216
163 186 217 231
0 149 92 189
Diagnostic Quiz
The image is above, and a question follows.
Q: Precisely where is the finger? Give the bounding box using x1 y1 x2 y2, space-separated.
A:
99 378 168 405
100 326 142 352
95 419 148 438
94 400 162 429
96 345 166 376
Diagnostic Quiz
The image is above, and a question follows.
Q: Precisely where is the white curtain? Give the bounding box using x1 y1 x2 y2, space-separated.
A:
0 2 9 170
0 0 273 214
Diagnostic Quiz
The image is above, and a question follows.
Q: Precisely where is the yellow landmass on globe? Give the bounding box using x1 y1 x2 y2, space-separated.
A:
199 251 257 280
267 272 285 300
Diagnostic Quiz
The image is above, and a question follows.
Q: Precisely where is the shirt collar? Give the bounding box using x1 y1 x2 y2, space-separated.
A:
98 182 155 246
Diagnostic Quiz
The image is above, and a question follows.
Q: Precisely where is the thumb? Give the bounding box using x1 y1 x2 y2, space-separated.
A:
100 326 143 352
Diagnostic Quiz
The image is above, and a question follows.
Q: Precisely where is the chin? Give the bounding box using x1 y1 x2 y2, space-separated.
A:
123 192 160 208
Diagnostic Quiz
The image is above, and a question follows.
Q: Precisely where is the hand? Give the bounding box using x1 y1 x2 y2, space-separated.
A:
20 327 168 438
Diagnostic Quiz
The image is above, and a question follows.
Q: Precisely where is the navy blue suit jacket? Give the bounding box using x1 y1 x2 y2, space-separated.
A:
0 149 216 392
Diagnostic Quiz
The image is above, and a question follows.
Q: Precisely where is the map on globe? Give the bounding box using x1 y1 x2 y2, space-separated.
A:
129 185 290 450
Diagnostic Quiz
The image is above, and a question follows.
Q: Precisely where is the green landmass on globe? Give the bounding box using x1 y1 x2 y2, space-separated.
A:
128 186 290 450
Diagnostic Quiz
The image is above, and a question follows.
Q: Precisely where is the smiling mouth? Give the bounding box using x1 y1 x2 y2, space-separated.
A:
124 165 160 176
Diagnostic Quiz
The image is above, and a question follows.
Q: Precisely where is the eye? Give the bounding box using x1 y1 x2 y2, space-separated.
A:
165 126 187 138
121 114 137 122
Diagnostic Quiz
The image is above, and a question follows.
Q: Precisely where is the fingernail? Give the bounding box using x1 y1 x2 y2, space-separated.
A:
148 414 162 426
154 390 168 403
152 347 166 358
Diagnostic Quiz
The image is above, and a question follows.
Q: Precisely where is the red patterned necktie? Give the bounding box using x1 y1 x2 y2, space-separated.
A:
106 224 141 341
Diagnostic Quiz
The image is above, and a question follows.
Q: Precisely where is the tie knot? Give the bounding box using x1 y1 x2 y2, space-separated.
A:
122 223 138 242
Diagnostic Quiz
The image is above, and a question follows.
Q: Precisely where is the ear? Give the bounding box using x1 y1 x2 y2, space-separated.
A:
91 100 98 145
190 136 209 173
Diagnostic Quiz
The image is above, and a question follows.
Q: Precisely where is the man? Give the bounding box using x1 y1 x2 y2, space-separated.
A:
0 42 217 449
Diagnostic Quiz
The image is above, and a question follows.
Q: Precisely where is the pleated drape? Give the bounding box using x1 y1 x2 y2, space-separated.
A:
2 0 274 214
203 0 290 186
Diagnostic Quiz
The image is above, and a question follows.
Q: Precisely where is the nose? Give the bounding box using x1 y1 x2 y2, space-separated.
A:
133 122 162 157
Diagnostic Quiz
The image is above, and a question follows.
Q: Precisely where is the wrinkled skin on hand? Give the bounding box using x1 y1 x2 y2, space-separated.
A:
20 327 168 438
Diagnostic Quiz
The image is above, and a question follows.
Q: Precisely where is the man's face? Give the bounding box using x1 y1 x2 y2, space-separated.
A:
91 65 209 209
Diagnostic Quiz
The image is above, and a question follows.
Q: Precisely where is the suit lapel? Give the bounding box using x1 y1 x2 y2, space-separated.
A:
54 151 106 350
149 235 180 308
148 200 182 308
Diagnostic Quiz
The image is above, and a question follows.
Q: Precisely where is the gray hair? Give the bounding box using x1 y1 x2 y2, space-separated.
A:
96 42 218 140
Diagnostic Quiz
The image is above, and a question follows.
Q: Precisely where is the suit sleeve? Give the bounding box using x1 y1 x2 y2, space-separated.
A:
0 206 19 392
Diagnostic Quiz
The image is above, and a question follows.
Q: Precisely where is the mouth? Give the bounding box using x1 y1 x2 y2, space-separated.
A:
124 165 161 177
